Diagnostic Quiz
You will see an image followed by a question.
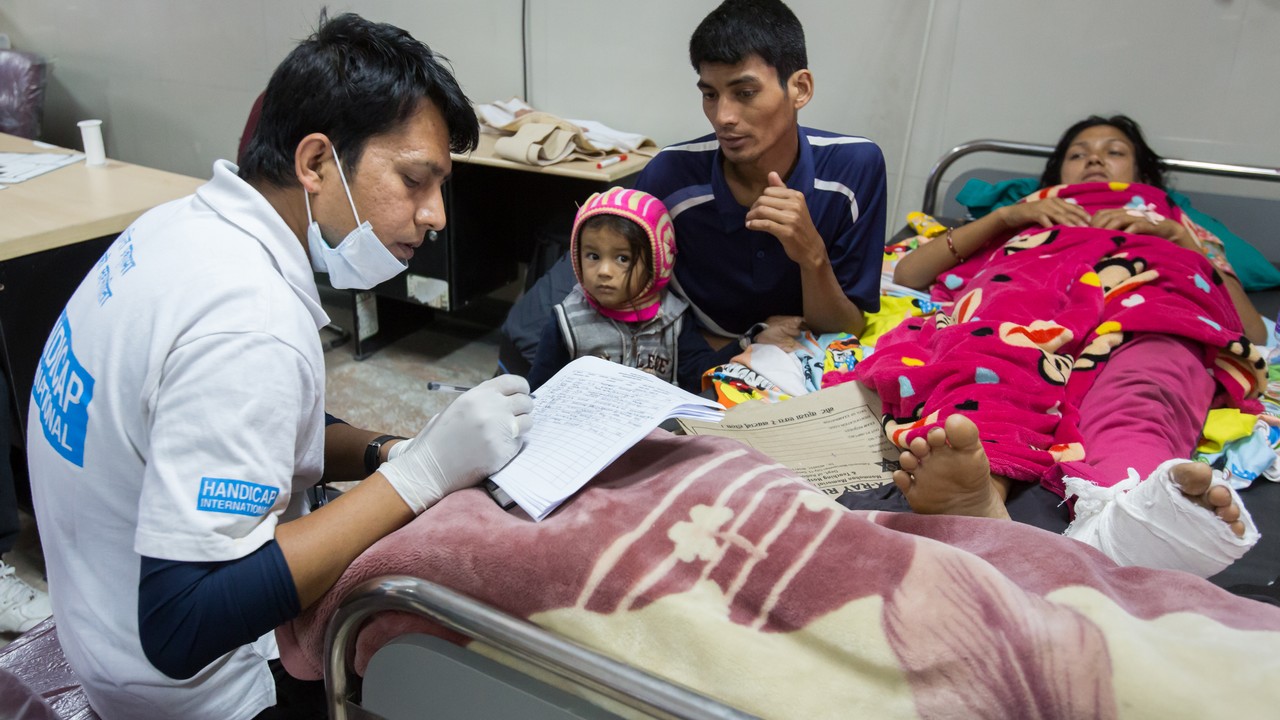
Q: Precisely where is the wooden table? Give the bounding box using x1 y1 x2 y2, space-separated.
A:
0 133 203 261
0 132 203 459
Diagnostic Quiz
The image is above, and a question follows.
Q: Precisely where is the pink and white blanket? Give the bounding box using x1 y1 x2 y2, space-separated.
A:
855 182 1266 495
278 431 1280 718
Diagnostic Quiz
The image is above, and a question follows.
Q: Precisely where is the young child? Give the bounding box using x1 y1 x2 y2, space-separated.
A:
526 187 713 393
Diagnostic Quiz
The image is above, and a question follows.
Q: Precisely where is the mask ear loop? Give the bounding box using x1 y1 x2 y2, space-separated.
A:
329 145 363 226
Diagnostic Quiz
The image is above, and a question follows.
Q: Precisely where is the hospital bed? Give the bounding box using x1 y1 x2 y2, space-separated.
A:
295 141 1280 720
8 140 1280 720
293 439 1280 719
915 138 1280 595
326 576 751 719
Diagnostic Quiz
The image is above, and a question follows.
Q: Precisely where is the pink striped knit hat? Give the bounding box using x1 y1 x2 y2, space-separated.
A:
570 187 677 322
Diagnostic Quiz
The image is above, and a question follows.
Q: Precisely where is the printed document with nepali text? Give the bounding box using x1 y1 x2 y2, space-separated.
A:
678 382 899 497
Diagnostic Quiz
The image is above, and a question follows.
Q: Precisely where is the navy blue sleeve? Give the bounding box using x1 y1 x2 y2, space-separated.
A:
138 541 300 680
826 144 888 314
526 318 569 391
324 412 347 426
676 316 737 394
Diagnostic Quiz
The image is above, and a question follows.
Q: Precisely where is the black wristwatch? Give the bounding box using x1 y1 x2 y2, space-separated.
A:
364 434 404 475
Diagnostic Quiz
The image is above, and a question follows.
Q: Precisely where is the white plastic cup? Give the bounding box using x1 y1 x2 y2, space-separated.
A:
78 119 106 166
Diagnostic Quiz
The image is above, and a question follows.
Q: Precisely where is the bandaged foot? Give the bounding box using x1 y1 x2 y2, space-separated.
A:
1063 460 1260 577
894 414 1010 520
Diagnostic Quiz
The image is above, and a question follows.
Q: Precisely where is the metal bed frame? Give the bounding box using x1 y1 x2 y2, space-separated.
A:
325 576 756 720
921 139 1280 217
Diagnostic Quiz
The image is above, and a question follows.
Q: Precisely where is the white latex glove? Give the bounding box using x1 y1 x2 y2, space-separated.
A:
387 413 442 462
379 375 533 514
385 435 417 462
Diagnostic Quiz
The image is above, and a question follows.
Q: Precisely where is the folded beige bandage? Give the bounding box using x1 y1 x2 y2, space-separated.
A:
494 121 581 166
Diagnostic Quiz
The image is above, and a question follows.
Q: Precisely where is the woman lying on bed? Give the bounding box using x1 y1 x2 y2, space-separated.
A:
852 114 1267 578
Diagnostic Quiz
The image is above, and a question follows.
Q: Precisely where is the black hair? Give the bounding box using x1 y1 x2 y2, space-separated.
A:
238 10 478 187
1040 114 1166 191
577 214 654 305
689 0 808 87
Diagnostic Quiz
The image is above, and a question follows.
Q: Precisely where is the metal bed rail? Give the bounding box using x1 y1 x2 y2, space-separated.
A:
325 575 758 720
922 139 1280 216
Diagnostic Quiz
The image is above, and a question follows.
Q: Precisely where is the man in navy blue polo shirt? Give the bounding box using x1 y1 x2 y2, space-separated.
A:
637 0 886 345
498 0 886 373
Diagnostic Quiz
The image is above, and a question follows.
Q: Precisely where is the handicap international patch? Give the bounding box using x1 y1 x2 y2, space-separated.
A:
197 477 280 517
32 312 96 467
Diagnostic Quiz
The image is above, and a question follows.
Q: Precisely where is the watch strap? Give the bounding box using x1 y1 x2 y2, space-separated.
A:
364 434 404 475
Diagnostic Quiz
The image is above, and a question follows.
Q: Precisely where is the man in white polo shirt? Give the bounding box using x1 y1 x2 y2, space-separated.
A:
26 12 532 719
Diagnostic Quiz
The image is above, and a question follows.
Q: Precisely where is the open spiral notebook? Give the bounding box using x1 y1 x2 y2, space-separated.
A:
491 356 724 520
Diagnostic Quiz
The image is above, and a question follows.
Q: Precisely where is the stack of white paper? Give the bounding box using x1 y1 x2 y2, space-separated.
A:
0 151 85 184
491 356 724 521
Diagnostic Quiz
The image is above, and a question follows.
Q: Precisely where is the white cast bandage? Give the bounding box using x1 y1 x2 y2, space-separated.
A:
1062 459 1260 578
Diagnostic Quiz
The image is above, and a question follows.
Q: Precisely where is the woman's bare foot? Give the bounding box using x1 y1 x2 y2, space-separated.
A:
893 414 1011 520
1169 462 1246 537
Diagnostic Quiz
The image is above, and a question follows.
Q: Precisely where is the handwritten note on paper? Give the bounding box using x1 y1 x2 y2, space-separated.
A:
491 356 723 520
511 371 661 492
678 382 898 497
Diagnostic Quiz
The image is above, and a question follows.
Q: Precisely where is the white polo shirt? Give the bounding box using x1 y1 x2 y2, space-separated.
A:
27 160 328 720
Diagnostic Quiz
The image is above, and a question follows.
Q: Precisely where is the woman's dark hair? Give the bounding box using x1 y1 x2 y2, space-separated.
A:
578 214 654 306
1040 114 1166 191
239 11 478 187
689 0 807 87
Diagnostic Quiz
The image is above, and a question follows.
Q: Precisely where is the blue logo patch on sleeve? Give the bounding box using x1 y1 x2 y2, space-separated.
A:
32 312 96 467
197 477 281 517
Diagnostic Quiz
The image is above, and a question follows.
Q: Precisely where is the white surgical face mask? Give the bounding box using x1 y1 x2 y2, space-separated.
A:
304 145 407 290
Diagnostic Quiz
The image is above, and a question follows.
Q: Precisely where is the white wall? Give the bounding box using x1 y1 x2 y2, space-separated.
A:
900 0 1280 212
2 0 1278 231
0 0 525 177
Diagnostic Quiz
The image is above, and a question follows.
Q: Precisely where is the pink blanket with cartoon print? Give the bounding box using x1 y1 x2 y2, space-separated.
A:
276 431 1280 718
854 182 1265 494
